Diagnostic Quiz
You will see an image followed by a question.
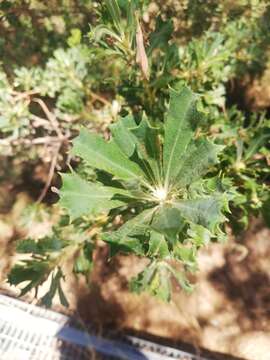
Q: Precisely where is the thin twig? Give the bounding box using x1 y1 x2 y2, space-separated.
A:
31 137 64 145
32 98 64 139
30 114 54 129
37 142 61 203
89 91 111 106
12 90 39 101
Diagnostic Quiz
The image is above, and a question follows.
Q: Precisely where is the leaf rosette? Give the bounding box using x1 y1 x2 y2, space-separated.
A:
59 86 231 301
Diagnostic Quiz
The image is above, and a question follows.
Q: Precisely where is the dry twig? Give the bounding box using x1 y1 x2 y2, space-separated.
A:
36 142 61 203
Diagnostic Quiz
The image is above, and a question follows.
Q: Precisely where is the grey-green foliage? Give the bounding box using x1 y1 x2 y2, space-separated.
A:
14 45 92 114
59 86 232 301
0 44 93 158
0 72 30 134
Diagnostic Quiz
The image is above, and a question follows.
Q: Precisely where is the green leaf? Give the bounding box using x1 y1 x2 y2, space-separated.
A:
8 260 50 296
130 261 171 302
163 87 202 188
148 17 174 54
41 268 68 308
58 281 69 307
173 196 227 231
59 173 130 220
169 265 194 293
16 236 66 255
105 0 122 35
110 115 137 157
151 206 184 243
103 208 155 255
74 246 93 275
148 232 170 259
130 116 162 183
187 224 212 247
16 239 38 254
262 197 270 228
111 115 161 183
55 86 230 301
244 131 270 160
72 128 146 182
174 245 198 272
41 272 59 307
173 139 224 189
130 261 193 301
130 261 156 293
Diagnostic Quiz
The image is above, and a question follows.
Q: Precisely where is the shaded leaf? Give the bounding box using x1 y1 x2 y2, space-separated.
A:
74 244 93 275
148 17 174 54
130 116 161 179
103 208 155 255
8 260 50 296
130 261 171 301
169 265 194 293
58 281 69 307
16 236 66 255
151 206 184 243
148 231 170 259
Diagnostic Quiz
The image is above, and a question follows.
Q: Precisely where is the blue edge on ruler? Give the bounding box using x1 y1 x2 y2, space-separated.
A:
57 325 204 359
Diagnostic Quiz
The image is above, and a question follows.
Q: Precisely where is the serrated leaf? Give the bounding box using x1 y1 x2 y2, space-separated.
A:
56 86 230 300
16 236 65 255
41 268 68 308
173 196 227 231
169 265 194 293
103 208 155 255
173 139 224 189
148 232 170 259
41 272 59 307
130 262 156 293
16 239 38 254
72 128 146 182
174 245 198 272
59 173 130 220
187 224 212 247
151 206 184 243
8 260 50 296
163 87 202 187
130 261 171 301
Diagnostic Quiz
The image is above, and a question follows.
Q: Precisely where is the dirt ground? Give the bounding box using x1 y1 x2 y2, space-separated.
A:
1 192 270 360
